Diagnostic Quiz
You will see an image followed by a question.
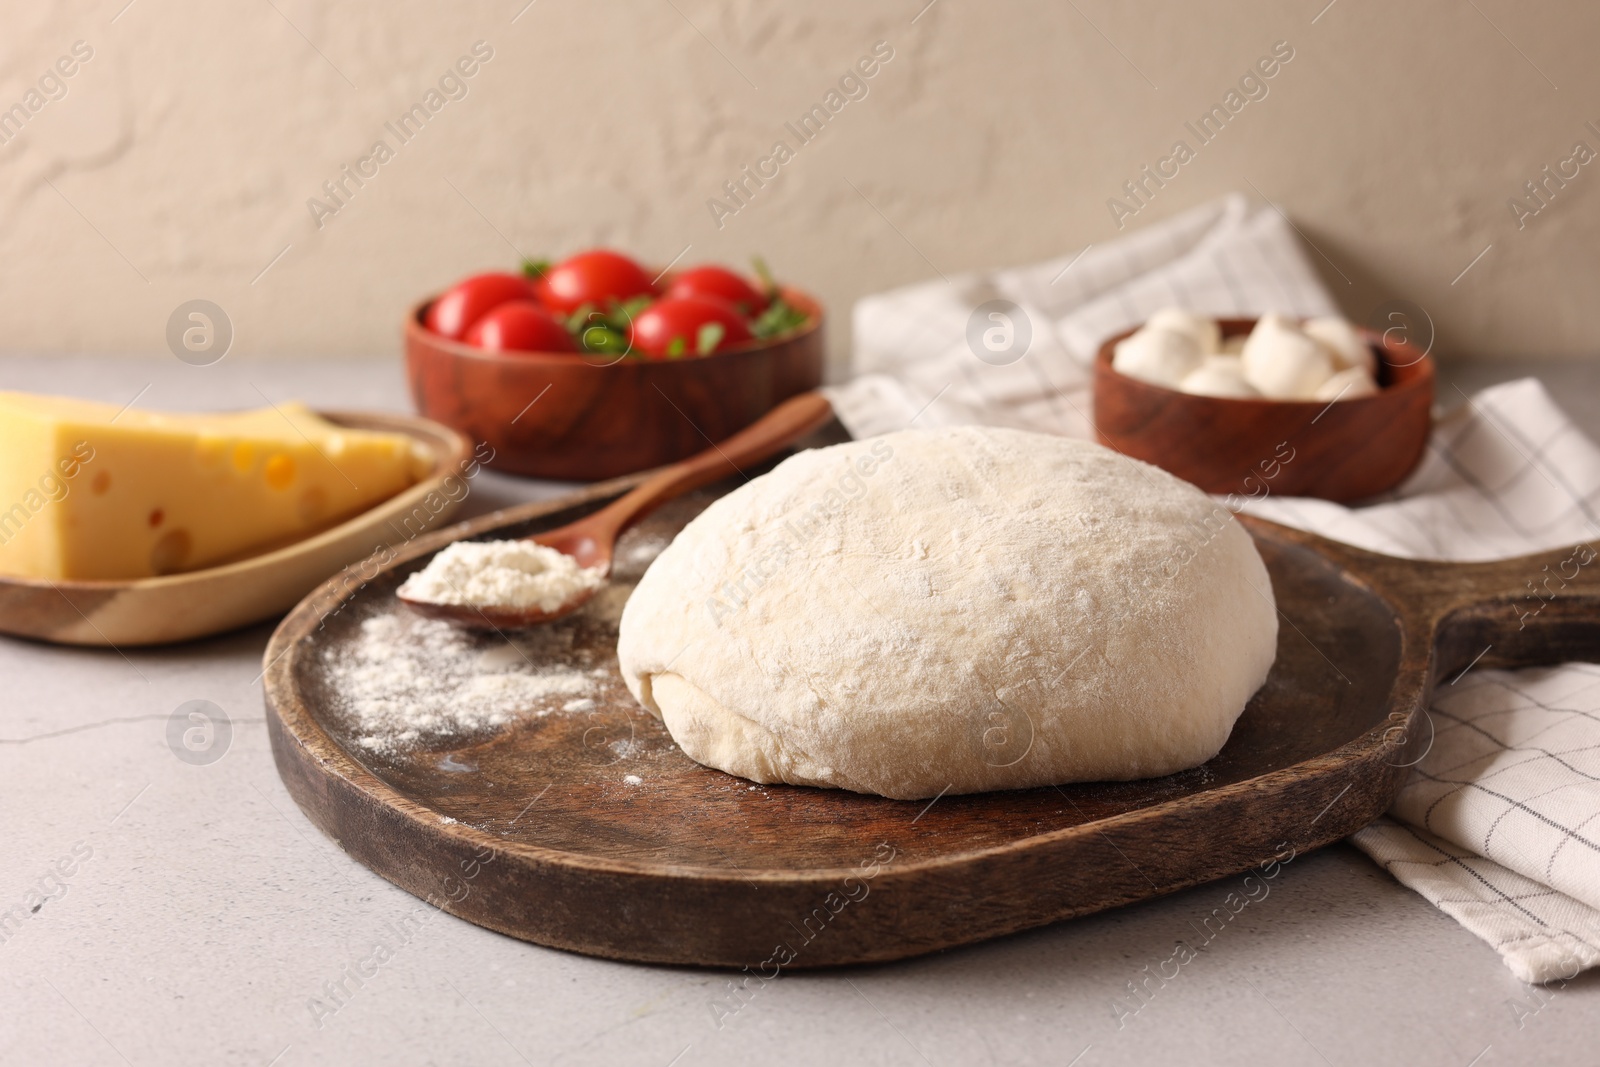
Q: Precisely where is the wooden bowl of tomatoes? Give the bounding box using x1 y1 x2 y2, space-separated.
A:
406 250 825 481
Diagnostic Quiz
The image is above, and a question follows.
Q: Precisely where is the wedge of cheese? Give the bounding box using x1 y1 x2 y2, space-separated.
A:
0 392 429 580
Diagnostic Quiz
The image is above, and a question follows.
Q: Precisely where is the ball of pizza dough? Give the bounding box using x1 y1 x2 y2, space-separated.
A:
617 427 1279 800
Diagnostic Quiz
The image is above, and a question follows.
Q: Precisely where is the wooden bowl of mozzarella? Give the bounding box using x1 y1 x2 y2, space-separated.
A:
1092 311 1433 503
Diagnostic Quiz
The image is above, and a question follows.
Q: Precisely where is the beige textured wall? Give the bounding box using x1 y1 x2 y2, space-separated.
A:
0 0 1596 367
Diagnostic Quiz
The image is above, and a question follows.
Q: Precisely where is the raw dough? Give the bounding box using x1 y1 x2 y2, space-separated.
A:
617 427 1279 800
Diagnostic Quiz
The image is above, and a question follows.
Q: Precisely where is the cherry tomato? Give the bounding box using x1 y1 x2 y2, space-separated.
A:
630 296 753 359
536 250 657 315
464 301 575 353
665 265 770 315
425 272 538 340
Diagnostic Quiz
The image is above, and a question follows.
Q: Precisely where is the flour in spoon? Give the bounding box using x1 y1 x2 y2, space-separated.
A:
398 539 605 612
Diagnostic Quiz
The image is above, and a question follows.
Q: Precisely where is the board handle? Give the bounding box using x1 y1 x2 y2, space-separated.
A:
1239 518 1600 684
1422 540 1600 678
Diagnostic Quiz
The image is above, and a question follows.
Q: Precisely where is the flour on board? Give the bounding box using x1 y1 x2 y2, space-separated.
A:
324 612 599 755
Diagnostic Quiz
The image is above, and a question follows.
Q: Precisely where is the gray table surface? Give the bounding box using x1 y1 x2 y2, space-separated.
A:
2 355 1597 1067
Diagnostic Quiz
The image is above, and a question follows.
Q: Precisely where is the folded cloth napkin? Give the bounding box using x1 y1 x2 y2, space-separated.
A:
828 192 1337 439
823 192 1600 984
1255 381 1600 985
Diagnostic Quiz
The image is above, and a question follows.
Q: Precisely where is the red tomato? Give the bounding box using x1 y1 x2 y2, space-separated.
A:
464 301 575 353
536 250 656 315
665 265 770 315
425 272 538 340
630 296 753 359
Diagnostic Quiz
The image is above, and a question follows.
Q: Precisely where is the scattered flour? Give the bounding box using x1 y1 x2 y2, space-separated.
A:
623 775 643 786
398 540 605 612
326 612 599 755
618 535 669 570
583 583 634 625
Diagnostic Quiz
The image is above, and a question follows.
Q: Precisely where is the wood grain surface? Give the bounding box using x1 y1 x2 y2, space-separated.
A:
0 411 471 647
263 453 1600 969
1093 317 1435 501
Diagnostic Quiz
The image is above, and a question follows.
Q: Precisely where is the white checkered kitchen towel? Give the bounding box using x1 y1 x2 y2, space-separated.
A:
824 193 1600 984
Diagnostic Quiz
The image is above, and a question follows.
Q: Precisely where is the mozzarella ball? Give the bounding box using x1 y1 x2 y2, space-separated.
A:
1303 316 1377 376
1313 366 1379 402
1241 318 1333 399
1180 356 1259 398
1112 327 1203 388
1146 307 1222 355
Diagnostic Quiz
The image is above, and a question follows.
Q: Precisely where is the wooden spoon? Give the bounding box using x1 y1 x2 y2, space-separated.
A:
398 390 835 629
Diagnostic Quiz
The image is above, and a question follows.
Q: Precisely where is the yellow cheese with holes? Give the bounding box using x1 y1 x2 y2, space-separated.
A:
0 392 429 580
